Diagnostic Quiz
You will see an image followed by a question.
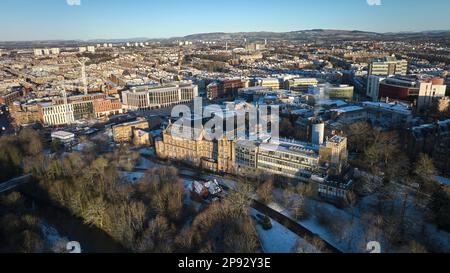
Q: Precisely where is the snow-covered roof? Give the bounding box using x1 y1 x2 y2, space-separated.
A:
331 106 365 114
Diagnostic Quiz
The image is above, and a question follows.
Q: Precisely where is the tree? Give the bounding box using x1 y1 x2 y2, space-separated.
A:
136 216 175 253
429 188 450 232
20 230 44 253
50 139 64 154
19 128 43 156
414 153 439 193
345 121 373 153
363 144 381 170
408 241 428 253
374 129 400 166
296 183 313 198
291 198 309 220
257 180 273 204
385 152 410 182
224 216 259 253
414 154 437 182
227 182 254 217
311 236 326 253
82 197 108 228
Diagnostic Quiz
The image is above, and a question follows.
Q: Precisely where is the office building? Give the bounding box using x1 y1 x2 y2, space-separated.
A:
379 77 419 101
368 56 408 76
38 102 75 126
121 82 198 110
417 78 447 111
252 78 282 90
285 78 319 92
113 118 150 143
366 75 385 101
206 78 243 100
50 48 60 55
93 98 123 119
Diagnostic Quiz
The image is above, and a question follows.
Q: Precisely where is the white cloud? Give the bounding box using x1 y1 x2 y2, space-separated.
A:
367 0 382 6
66 0 81 6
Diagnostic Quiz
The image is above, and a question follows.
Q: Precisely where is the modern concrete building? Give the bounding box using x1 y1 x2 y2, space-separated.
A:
285 78 319 92
51 131 75 145
252 78 283 90
38 102 75 126
379 77 419 101
122 82 198 110
368 56 408 76
324 84 354 100
366 75 386 101
256 139 320 181
417 78 447 111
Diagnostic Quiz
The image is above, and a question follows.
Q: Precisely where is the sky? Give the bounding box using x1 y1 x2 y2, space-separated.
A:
0 0 449 41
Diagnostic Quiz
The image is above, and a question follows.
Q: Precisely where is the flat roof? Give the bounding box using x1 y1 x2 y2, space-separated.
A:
51 131 75 138
331 106 365 113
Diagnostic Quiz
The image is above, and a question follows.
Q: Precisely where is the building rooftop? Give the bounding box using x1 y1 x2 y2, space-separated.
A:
362 101 412 115
331 106 365 114
51 131 75 139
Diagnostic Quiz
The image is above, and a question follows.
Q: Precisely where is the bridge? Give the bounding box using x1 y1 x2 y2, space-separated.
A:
0 174 33 194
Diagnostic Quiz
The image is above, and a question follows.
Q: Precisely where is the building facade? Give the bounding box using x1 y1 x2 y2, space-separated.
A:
417 78 447 111
368 56 408 76
122 82 198 110
38 103 75 126
113 118 150 143
366 75 385 101
93 98 123 119
155 122 235 173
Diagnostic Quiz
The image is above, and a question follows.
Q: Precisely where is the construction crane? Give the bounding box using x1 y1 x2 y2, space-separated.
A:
77 58 89 95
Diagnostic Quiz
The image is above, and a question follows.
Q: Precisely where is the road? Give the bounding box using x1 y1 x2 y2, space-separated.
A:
0 174 33 193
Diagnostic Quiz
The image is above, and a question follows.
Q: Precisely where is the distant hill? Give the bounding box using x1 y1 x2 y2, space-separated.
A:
179 29 450 41
1 29 449 48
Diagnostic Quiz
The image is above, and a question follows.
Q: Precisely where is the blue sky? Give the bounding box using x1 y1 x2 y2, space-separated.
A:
0 0 449 41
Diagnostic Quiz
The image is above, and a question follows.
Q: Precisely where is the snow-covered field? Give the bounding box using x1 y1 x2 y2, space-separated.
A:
120 171 145 184
250 209 316 253
136 157 155 169
269 187 450 253
39 220 67 252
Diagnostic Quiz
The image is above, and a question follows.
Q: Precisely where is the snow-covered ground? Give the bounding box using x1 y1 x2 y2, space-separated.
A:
269 187 450 253
250 209 316 253
136 157 155 169
120 171 145 184
139 147 155 156
39 220 68 252
435 176 450 186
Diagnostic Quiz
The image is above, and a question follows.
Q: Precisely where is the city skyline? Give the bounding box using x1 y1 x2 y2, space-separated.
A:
1 0 450 41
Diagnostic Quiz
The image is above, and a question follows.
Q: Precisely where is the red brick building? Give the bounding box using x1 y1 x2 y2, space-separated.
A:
207 78 243 100
0 90 23 105
93 98 123 119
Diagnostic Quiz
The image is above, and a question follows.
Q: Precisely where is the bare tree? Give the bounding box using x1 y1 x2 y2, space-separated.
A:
257 179 274 204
